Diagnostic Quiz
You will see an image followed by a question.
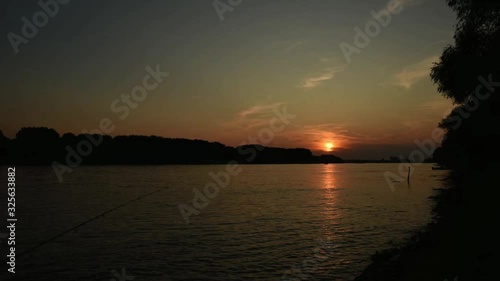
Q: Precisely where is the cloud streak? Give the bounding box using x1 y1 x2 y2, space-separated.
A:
414 99 453 113
381 56 438 89
299 67 344 89
284 40 304 53
279 123 375 153
222 102 284 131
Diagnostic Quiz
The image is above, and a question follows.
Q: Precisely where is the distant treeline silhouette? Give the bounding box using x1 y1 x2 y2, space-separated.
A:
0 127 343 165
431 0 500 170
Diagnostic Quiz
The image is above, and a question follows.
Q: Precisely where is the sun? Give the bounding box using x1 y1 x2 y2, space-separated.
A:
325 142 334 151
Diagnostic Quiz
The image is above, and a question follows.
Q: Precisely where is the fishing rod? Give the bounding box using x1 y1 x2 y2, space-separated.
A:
10 189 162 261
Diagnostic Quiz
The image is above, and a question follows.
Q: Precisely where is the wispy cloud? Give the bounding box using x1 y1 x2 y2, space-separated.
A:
320 56 335 63
414 99 454 118
280 123 374 152
414 99 453 112
238 103 280 118
284 40 304 53
381 56 438 89
299 67 344 89
222 102 284 130
271 39 306 54
282 120 437 152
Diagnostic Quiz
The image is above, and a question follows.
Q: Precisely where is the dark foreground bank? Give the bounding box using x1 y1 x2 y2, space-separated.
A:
354 165 500 281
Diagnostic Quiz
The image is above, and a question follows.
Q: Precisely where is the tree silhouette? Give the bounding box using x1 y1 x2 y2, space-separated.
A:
11 127 61 165
0 127 342 165
431 0 500 169
0 130 10 164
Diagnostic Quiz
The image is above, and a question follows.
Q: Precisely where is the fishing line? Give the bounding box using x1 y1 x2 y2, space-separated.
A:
11 189 161 261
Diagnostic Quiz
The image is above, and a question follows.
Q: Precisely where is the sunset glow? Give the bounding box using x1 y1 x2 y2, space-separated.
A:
325 142 334 151
1 1 499 280
0 0 457 160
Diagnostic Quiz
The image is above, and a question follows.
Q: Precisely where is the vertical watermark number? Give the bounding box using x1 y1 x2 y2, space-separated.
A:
6 167 17 274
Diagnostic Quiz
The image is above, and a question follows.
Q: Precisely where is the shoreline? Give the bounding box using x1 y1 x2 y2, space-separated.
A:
354 166 500 281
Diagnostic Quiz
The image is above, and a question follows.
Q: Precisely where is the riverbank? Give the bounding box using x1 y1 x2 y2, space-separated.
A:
354 165 500 281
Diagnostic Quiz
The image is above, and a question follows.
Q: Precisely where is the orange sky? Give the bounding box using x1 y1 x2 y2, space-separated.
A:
0 0 457 159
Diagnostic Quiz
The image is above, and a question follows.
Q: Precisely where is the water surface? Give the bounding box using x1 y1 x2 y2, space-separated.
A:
6 164 447 280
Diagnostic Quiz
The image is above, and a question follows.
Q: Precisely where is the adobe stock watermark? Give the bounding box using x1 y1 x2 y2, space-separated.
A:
178 104 296 224
281 238 335 281
51 64 170 182
384 73 499 192
213 0 243 21
7 0 71 54
110 267 135 281
339 0 408 64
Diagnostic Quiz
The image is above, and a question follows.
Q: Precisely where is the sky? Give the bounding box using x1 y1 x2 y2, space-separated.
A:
0 0 458 159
